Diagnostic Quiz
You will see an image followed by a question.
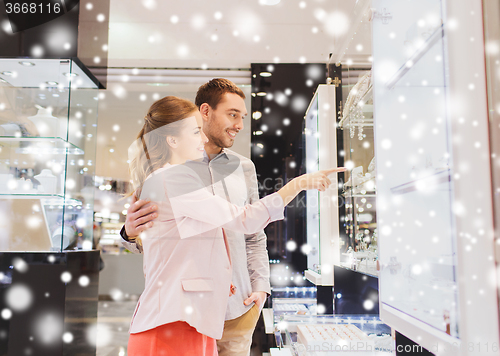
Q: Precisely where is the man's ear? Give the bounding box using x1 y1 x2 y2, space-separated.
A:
166 136 177 149
199 103 211 122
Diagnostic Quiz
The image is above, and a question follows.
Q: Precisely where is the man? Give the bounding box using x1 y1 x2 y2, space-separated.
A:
121 78 270 356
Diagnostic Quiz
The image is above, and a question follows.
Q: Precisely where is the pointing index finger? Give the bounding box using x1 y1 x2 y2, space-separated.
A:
323 167 347 175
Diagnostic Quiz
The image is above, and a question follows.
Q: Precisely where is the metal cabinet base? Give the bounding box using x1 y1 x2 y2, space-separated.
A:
0 250 100 356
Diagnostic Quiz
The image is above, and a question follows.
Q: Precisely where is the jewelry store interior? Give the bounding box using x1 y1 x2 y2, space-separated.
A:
1 0 500 355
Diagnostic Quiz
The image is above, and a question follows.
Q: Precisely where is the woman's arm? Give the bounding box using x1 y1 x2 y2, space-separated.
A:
277 168 346 206
163 166 346 238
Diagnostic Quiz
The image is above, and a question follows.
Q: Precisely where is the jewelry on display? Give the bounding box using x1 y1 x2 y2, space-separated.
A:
339 71 372 141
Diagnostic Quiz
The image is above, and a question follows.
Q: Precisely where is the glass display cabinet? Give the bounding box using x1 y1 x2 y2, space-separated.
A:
0 58 98 252
303 84 340 286
271 287 318 320
338 71 377 276
275 314 394 355
329 0 378 277
372 0 500 354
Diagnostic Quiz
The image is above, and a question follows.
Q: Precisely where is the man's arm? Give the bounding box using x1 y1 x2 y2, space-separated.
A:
242 161 271 309
120 193 158 254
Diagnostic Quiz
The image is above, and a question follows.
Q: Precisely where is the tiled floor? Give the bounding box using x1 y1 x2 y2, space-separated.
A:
96 301 136 356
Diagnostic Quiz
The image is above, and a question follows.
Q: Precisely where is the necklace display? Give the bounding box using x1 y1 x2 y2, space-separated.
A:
340 71 372 141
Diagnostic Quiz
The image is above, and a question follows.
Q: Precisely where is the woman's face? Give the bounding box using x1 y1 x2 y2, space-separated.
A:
171 111 208 162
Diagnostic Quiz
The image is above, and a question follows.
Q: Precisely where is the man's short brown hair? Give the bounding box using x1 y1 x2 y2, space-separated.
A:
195 78 246 109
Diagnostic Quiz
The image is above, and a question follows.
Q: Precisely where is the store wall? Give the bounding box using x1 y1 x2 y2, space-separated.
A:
96 83 251 181
106 0 356 68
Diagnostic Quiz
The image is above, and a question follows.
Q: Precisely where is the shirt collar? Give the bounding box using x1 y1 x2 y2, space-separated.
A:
204 148 230 163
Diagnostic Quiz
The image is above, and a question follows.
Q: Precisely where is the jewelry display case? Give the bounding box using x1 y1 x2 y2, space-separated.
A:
270 287 318 321
329 0 378 277
275 314 393 355
372 0 500 354
338 70 377 277
303 84 340 286
0 58 98 252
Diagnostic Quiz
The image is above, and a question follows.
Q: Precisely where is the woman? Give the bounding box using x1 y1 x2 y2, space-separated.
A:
127 96 345 356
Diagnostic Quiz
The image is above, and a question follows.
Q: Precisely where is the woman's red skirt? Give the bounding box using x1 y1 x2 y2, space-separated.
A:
128 321 218 356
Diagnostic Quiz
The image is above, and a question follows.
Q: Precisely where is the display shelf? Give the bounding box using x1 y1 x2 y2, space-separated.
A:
0 137 85 155
273 298 317 318
0 193 82 205
342 183 376 197
386 25 445 89
278 314 393 355
389 168 450 195
342 193 377 198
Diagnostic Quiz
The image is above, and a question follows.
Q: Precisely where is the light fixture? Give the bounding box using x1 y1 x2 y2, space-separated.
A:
253 131 263 136
63 72 78 78
0 78 7 83
259 72 272 77
19 61 35 67
252 111 262 120
1 71 13 76
46 81 59 86
259 0 281 5
147 83 170 86
256 92 267 97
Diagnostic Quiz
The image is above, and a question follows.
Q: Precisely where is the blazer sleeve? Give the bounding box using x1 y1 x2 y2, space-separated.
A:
164 168 285 239
119 226 142 254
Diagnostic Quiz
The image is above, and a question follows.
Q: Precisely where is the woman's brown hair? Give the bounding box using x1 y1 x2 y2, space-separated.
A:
128 96 198 198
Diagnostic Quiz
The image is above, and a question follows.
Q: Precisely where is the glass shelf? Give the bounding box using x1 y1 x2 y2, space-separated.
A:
342 180 376 197
0 137 85 155
386 25 444 89
0 194 82 206
390 168 451 195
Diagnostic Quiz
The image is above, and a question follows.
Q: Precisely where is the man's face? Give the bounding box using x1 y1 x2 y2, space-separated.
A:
204 93 247 149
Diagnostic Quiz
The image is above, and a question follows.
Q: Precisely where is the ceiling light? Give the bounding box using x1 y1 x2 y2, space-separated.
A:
259 0 281 5
259 72 272 77
147 83 170 86
19 61 35 67
63 72 78 78
253 131 263 135
257 92 267 96
252 111 262 120
1 71 13 76
46 81 59 86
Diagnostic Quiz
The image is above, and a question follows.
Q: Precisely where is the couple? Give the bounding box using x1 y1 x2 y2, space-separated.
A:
121 79 345 356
